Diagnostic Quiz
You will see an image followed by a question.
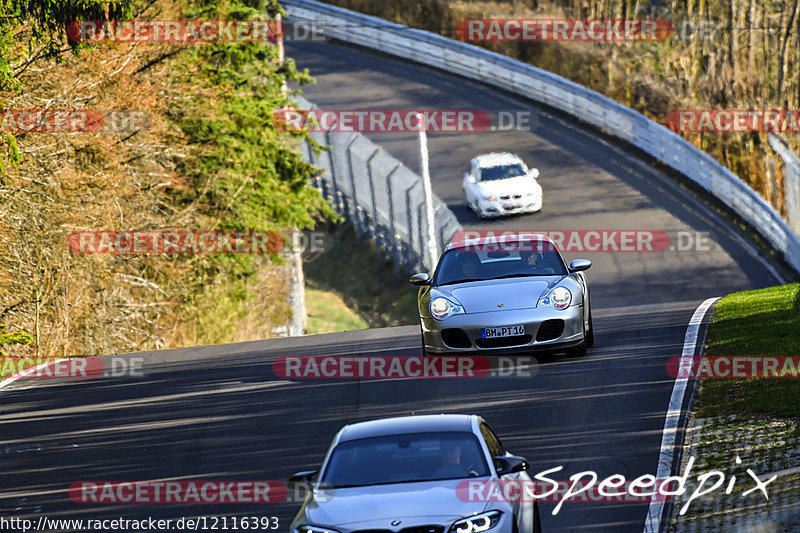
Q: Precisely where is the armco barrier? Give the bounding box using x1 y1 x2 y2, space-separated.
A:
283 0 800 276
294 96 461 274
769 133 800 238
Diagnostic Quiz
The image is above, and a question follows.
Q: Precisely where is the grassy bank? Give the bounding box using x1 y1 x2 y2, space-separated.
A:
696 283 800 419
304 224 418 330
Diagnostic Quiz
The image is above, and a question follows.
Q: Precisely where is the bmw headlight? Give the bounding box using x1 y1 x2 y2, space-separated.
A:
296 526 340 533
449 511 502 533
538 287 572 309
430 297 465 320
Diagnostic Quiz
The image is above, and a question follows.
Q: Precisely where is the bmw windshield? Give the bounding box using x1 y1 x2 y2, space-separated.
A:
433 247 567 286
320 432 490 488
479 163 526 181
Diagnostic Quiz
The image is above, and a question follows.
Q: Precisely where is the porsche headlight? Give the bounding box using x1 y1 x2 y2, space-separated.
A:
430 297 465 320
297 526 340 533
538 287 572 309
449 511 502 533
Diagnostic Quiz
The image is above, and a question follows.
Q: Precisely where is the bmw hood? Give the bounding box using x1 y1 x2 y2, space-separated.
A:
302 479 490 528
478 175 540 197
442 278 559 313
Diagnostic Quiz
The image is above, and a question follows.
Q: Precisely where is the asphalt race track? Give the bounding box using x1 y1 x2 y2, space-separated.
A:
0 38 789 533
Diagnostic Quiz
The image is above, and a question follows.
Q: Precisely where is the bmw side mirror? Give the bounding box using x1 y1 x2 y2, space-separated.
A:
494 456 529 476
288 470 317 486
569 259 592 273
410 273 431 286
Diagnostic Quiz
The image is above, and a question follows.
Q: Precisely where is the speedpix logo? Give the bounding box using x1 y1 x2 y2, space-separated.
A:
457 456 776 516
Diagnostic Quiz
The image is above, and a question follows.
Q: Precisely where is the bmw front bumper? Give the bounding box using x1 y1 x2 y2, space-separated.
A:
477 197 542 218
422 305 584 354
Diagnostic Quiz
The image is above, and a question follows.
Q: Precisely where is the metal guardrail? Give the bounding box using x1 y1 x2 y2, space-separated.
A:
769 133 800 238
283 0 800 276
294 96 461 274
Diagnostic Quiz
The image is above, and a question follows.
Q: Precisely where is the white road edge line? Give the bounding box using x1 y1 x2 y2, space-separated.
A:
643 297 720 533
0 359 69 395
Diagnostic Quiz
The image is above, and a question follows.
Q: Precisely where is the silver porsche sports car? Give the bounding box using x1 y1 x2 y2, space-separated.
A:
288 414 542 533
411 234 593 357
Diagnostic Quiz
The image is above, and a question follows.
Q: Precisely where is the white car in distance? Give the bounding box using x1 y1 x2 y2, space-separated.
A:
463 153 542 219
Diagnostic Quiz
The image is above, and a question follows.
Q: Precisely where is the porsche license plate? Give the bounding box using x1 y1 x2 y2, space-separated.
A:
481 325 525 338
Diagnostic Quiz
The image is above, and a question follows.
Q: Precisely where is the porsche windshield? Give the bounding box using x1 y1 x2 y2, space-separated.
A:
434 247 567 286
320 432 489 487
479 163 526 181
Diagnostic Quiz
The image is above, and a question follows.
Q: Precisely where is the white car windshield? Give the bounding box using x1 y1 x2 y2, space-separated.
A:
320 432 490 487
480 163 526 181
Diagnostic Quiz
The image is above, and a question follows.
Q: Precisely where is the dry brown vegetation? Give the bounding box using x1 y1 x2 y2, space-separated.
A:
0 4 297 358
325 0 800 216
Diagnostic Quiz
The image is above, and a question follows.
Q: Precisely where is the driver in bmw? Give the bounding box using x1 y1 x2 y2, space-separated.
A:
431 442 480 478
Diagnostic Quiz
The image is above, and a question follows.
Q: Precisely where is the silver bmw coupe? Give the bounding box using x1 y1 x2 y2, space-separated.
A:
289 414 542 533
411 234 593 357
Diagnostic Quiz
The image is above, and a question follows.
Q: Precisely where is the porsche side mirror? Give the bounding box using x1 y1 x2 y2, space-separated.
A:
569 259 592 272
410 273 431 286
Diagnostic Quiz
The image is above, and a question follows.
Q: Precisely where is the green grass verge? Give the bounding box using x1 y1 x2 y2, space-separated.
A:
305 288 370 334
695 283 800 419
303 223 419 329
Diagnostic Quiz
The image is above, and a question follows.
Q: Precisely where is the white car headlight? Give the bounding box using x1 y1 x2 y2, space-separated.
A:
297 526 340 533
430 297 465 320
449 511 502 533
538 287 572 309
481 194 497 202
